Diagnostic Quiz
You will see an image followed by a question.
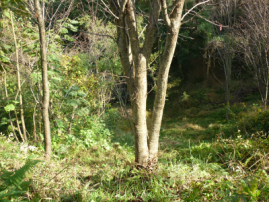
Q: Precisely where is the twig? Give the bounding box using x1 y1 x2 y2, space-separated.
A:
248 152 269 170
100 0 119 19
138 24 148 39
77 29 116 42
181 0 210 21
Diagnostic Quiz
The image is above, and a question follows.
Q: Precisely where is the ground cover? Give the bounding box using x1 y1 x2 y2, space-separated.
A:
1 86 269 201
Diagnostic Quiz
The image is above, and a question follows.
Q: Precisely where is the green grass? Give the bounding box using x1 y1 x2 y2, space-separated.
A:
1 88 269 201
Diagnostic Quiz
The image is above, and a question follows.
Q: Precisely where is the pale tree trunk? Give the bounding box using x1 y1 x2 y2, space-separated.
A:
50 99 62 135
34 0 51 160
110 0 186 167
10 11 27 142
33 104 37 142
14 109 24 140
149 0 185 163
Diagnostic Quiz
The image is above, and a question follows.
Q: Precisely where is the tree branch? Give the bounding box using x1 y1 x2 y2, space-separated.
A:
168 0 181 16
160 0 171 27
77 29 116 42
100 0 119 19
181 0 210 21
190 10 229 28
138 24 147 39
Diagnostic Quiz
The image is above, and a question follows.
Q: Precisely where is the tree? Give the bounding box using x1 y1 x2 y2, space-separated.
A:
106 0 209 167
10 11 27 141
205 0 238 121
235 0 269 109
34 0 51 159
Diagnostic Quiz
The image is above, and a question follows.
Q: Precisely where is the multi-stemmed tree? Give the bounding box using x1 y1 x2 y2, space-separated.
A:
105 0 210 167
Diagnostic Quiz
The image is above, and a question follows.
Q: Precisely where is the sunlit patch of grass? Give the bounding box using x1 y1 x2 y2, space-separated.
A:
184 123 205 131
208 123 220 128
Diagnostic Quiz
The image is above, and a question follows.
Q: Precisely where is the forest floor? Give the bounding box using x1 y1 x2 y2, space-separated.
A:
1 81 269 201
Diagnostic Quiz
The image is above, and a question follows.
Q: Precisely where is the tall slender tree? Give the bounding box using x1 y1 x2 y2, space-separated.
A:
34 0 51 159
10 11 27 142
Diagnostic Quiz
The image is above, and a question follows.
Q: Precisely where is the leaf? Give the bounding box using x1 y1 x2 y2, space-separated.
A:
3 10 10 19
1 44 12 53
244 156 253 167
75 107 89 116
4 104 15 112
71 86 80 91
1 160 42 186
69 91 78 97
51 77 62 82
66 24 78 32
69 20 79 24
64 35 75 42
67 99 79 107
0 51 10 63
10 100 19 104
77 91 86 97
59 27 68 34
0 188 25 201
250 178 258 194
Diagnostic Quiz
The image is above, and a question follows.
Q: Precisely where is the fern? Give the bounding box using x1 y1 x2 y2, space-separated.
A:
0 160 41 201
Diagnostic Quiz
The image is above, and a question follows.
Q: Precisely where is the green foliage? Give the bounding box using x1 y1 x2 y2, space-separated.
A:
0 160 41 201
56 18 78 42
78 15 121 75
75 116 112 150
241 110 269 134
0 0 30 17
53 116 113 158
3 104 15 112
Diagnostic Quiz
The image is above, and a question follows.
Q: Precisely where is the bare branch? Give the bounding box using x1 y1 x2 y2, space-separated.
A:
160 0 171 27
100 0 119 19
189 10 229 28
138 24 147 39
181 0 210 21
120 0 128 13
78 29 116 42
178 33 194 40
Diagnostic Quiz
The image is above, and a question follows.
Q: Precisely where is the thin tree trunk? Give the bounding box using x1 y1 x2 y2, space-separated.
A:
3 67 19 141
10 11 27 142
34 0 51 160
33 104 37 142
39 106 43 144
50 99 62 135
14 109 24 140
224 55 232 121
149 0 185 163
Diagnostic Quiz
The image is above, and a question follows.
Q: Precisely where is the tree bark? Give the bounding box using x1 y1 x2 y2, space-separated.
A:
34 0 51 160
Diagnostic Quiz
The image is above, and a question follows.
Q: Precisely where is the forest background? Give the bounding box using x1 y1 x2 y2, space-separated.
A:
1 0 269 201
